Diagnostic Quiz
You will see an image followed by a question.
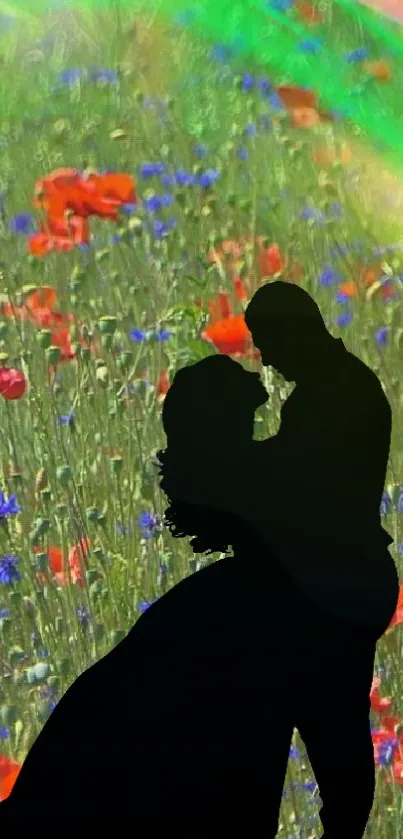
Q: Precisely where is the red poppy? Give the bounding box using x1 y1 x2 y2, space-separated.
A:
0 755 21 800
0 367 26 400
295 0 323 24
388 582 403 629
208 292 232 321
34 168 136 223
202 314 252 356
34 538 91 587
257 242 285 278
370 677 393 715
157 369 170 397
28 214 90 257
233 275 248 301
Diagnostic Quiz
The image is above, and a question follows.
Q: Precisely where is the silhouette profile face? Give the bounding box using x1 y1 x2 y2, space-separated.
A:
162 355 268 448
245 282 328 382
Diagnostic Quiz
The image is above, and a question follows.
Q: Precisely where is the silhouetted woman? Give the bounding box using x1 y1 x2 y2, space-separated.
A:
0 355 301 835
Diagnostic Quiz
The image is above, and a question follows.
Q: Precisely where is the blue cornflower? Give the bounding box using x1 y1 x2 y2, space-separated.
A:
336 311 353 328
398 543 403 554
380 491 392 516
327 202 343 219
153 329 171 342
143 193 174 213
130 328 146 343
0 607 9 619
241 73 255 92
344 47 370 63
396 487 403 513
210 44 232 64
193 143 207 157
245 122 257 137
300 38 322 53
9 213 35 235
160 173 175 187
258 76 273 94
303 780 317 793
237 146 249 160
318 265 342 287
140 162 165 178
138 511 163 539
89 67 118 84
120 203 137 216
289 745 300 759
138 600 157 612
376 735 397 767
57 68 85 86
153 219 176 238
270 0 294 10
0 491 21 518
335 289 351 304
267 92 284 110
300 206 324 223
174 169 196 187
59 412 75 427
375 327 388 347
0 726 9 739
0 555 21 585
77 605 89 628
198 169 220 188
39 648 50 658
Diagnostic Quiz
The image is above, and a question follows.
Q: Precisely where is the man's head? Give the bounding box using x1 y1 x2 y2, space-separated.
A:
245 281 329 382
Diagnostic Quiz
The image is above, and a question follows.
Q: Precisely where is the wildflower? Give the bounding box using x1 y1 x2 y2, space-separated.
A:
157 370 170 397
143 193 174 213
0 492 21 518
210 44 232 64
89 67 118 84
193 143 207 157
161 173 175 187
388 582 403 629
365 60 392 82
300 38 322 53
0 555 21 585
0 367 26 400
267 92 284 110
59 412 75 428
318 265 342 287
271 0 294 10
153 219 176 238
153 329 171 342
257 241 284 277
292 107 321 128
336 311 353 328
375 327 388 347
138 512 163 539
198 169 220 188
296 0 322 23
9 213 35 235
140 162 165 177
241 73 255 92
380 491 392 516
0 727 9 740
137 600 156 612
57 68 85 86
202 314 252 356
237 146 249 160
344 48 370 63
130 328 146 343
0 755 21 800
77 605 90 628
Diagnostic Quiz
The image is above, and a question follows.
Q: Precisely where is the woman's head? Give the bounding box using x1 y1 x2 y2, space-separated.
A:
162 354 268 449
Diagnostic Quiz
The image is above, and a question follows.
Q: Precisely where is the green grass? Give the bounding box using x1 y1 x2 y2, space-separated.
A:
0 3 402 834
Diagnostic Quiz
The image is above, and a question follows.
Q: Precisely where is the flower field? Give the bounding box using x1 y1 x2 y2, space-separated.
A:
0 2 402 835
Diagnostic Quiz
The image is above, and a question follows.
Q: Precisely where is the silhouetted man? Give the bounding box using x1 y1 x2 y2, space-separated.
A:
243 282 399 837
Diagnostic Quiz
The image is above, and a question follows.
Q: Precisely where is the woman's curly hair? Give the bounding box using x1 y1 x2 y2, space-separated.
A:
156 448 239 555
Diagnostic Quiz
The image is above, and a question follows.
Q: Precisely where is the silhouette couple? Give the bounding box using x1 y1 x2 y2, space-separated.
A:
0 281 399 836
